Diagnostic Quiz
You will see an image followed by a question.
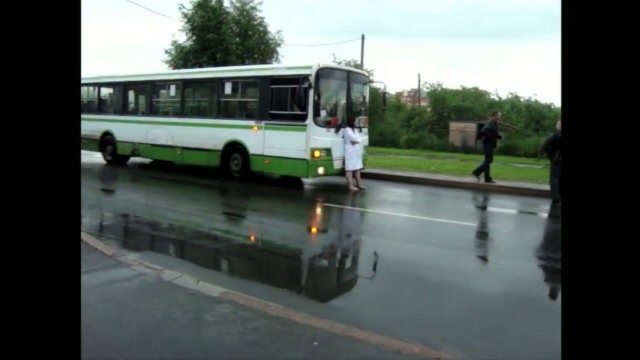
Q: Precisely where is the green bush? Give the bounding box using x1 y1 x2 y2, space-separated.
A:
373 128 547 159
495 134 543 158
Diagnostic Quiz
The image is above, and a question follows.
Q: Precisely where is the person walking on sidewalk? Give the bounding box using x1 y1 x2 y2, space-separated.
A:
472 111 503 183
541 119 561 205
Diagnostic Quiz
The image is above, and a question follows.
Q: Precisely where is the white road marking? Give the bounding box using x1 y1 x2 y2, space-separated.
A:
472 205 549 218
322 203 476 227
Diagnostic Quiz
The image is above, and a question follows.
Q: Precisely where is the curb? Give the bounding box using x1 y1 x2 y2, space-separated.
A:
81 232 459 360
362 170 551 198
82 150 547 199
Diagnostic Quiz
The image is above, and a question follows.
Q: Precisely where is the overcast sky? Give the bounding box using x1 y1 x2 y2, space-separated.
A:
81 0 561 106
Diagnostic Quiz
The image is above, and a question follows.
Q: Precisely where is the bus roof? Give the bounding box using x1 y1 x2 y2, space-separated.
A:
81 63 369 84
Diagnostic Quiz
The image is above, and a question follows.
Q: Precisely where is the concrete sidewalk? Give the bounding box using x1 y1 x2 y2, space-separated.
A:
82 239 441 360
363 168 550 198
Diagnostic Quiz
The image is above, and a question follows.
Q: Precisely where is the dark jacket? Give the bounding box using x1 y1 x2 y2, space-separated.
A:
541 130 561 162
478 119 502 148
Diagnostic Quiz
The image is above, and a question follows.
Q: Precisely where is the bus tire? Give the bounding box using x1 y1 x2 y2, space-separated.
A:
223 144 249 179
100 134 130 165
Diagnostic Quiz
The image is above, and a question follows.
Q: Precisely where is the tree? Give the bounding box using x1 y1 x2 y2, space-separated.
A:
425 83 500 138
228 0 284 65
331 54 374 79
164 0 283 69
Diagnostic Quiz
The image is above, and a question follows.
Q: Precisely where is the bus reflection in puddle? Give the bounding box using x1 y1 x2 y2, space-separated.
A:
98 193 378 303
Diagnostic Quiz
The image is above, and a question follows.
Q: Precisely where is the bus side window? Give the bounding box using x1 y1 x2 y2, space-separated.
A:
126 85 149 116
81 86 98 113
127 90 136 112
138 95 146 115
220 80 258 120
269 77 308 121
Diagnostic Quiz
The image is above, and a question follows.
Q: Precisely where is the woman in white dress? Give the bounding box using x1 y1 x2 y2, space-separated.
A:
343 118 366 191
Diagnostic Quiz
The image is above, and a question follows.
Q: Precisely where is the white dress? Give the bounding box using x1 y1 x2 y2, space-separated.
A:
344 127 363 171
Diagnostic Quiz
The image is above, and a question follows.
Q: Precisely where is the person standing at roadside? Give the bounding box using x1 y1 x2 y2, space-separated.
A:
343 117 366 191
541 119 561 205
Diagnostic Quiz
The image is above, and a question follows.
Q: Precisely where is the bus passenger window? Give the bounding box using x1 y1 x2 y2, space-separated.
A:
138 95 146 115
126 85 149 116
128 90 136 112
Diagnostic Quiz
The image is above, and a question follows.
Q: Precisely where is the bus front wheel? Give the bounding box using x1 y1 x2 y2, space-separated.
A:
100 134 130 165
223 145 249 179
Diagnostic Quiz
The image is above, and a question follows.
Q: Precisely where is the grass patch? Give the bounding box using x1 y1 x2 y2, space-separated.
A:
367 155 548 184
368 146 546 166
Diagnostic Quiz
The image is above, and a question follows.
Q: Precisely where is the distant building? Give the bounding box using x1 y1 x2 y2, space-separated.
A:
396 89 429 107
448 120 484 150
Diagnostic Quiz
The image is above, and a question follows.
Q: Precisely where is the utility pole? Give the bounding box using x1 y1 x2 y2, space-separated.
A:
360 34 365 70
417 73 421 107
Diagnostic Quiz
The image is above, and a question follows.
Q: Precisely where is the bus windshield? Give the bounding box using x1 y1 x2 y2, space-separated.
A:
350 72 369 127
314 68 369 128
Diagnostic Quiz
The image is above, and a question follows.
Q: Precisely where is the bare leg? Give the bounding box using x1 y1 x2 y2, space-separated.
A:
354 170 366 189
346 171 359 191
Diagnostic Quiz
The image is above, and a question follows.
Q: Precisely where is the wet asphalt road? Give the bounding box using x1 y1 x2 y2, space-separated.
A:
81 150 561 360
82 242 419 360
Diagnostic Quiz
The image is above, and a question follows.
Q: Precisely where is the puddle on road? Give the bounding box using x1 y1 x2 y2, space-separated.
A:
534 205 561 301
471 192 561 301
85 204 378 303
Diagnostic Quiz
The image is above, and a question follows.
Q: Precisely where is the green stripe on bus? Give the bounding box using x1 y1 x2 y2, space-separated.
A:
263 125 307 132
251 155 309 177
81 138 100 152
83 138 350 178
137 144 222 166
84 140 313 177
82 117 308 132
82 117 254 130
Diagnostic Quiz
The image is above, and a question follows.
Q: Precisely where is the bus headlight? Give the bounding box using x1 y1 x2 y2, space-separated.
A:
317 167 325 175
312 149 327 159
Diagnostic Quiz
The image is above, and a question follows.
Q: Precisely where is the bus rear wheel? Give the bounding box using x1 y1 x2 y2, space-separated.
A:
100 134 130 165
223 145 249 179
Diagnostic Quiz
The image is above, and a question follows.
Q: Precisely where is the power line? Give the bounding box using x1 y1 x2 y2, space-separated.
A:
125 0 180 21
282 37 361 47
124 0 359 48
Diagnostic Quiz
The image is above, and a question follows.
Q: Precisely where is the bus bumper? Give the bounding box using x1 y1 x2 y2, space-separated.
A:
308 159 344 178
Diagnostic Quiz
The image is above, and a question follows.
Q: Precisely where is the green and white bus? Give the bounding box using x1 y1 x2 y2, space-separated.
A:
81 63 375 179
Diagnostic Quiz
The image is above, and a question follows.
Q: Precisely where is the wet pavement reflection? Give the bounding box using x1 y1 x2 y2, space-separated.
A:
472 191 562 300
82 151 561 359
87 165 378 303
536 203 561 301
473 192 491 264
